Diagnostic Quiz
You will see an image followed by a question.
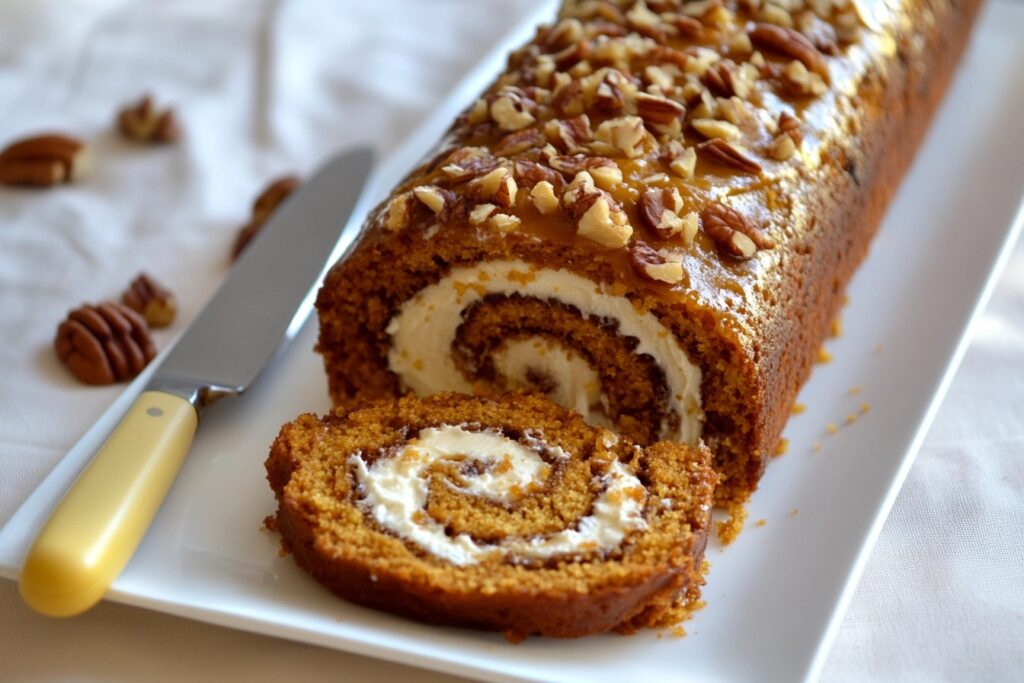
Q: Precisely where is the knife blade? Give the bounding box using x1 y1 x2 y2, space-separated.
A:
18 147 374 617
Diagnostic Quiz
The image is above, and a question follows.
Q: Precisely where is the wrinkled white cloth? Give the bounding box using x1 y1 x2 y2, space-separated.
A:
1 1 1022 681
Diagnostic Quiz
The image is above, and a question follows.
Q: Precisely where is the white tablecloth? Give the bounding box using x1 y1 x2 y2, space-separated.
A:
2 1 1021 680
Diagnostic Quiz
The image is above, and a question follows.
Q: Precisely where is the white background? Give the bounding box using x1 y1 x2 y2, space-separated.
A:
1 1 1021 680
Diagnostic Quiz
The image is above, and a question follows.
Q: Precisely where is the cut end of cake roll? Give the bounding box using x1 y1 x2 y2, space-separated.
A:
265 392 716 639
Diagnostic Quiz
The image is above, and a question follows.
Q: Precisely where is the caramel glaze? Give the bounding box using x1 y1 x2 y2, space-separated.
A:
317 0 984 505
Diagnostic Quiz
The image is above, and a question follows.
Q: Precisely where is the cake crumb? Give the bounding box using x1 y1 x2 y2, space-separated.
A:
716 503 747 545
847 386 863 396
830 316 843 338
860 402 871 414
773 438 789 457
817 347 833 363
873 343 884 354
845 413 858 425
791 402 806 415
812 441 822 453
755 518 767 527
790 508 799 516
826 422 838 434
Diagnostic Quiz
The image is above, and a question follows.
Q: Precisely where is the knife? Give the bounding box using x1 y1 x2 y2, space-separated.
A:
18 147 375 617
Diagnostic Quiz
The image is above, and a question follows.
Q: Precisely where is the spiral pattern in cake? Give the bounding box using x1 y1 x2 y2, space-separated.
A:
265 393 716 638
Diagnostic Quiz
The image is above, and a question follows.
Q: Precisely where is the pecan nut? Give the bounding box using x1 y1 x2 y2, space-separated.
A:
698 139 763 174
55 302 157 385
635 93 686 125
0 134 87 187
117 95 180 144
122 273 177 328
492 127 546 156
638 187 689 241
748 23 830 79
701 202 775 259
629 241 685 284
233 175 301 259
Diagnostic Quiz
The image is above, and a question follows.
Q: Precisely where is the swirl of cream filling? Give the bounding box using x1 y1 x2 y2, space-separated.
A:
348 425 647 566
385 260 703 443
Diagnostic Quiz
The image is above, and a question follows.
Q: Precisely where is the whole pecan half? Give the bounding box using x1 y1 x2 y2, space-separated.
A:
702 60 737 97
55 302 157 384
697 139 763 174
0 134 86 187
700 202 775 259
635 93 686 125
749 23 830 79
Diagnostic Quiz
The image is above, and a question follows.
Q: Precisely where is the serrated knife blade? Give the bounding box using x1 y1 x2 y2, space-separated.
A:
18 147 374 617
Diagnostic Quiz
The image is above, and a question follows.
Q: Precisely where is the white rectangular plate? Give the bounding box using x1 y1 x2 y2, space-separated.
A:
3 2 1023 681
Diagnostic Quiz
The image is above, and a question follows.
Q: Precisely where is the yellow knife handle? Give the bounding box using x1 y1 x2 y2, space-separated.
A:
19 390 198 617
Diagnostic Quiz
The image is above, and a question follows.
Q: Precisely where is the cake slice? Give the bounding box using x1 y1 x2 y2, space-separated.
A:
265 392 716 639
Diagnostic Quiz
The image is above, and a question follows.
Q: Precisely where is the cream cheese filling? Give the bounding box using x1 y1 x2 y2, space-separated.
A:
348 425 647 566
385 260 703 443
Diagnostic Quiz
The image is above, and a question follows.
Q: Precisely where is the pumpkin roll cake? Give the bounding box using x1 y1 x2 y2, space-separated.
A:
315 0 982 504
265 393 716 638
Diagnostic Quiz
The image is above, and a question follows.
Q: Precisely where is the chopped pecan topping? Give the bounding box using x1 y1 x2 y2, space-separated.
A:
701 202 774 259
413 185 456 216
595 116 648 158
576 194 632 248
668 146 698 179
589 70 628 113
545 18 585 49
553 39 592 70
590 164 623 189
629 240 685 284
626 0 667 41
438 148 500 183
635 92 686 125
798 12 840 55
691 117 741 141
472 167 518 208
552 79 585 117
490 89 536 131
698 139 762 174
769 133 797 160
530 181 560 214
549 154 616 176
749 22 829 79
545 114 592 153
492 127 545 156
489 213 522 232
468 202 498 225
514 159 564 189
778 111 803 144
384 192 416 231
782 59 828 96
